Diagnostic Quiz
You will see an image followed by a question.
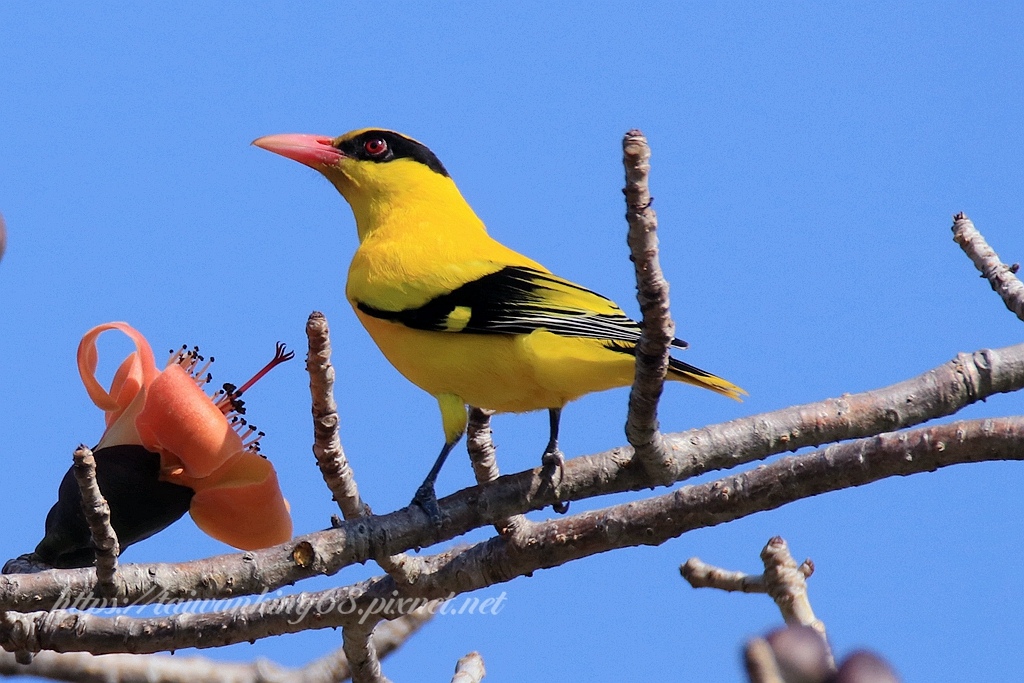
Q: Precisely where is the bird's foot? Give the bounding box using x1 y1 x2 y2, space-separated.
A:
540 448 570 514
411 482 444 528
541 446 564 474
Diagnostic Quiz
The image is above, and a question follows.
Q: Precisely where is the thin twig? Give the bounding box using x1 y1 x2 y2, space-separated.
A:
759 538 832 667
368 608 434 658
4 417 1023 655
342 623 390 683
952 213 1024 322
308 313 411 679
307 312 370 519
451 652 485 683
306 312 422 584
300 609 431 683
71 446 119 597
622 129 675 484
466 408 529 537
680 557 813 593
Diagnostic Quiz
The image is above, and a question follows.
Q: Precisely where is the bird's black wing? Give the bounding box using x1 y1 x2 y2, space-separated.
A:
355 265 689 349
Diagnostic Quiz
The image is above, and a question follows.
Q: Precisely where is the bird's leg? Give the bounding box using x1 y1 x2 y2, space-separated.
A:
412 440 456 527
540 408 563 468
540 408 569 513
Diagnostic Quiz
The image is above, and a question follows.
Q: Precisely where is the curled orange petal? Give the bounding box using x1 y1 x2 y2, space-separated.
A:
77 322 160 418
106 353 146 428
182 452 292 549
135 364 244 479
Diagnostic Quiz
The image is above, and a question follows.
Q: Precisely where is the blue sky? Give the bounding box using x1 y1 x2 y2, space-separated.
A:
2 3 1023 680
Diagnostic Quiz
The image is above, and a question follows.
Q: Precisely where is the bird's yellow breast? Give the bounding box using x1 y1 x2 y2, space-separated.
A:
352 308 637 413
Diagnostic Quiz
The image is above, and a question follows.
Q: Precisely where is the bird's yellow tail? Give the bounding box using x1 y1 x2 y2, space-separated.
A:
667 358 746 401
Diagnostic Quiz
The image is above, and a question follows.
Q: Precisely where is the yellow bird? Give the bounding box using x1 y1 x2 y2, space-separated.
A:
253 129 744 521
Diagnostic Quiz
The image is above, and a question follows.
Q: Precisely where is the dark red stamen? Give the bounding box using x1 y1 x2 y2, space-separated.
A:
234 342 295 396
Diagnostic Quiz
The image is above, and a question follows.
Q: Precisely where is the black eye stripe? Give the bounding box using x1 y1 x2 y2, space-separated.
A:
336 130 449 177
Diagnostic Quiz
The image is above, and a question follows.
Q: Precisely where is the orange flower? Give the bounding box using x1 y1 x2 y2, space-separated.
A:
73 322 292 552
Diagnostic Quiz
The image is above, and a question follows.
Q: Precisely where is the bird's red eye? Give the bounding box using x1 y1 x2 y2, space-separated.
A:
364 138 388 156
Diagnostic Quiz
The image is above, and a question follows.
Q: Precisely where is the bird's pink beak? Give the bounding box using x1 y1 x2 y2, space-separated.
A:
252 134 342 169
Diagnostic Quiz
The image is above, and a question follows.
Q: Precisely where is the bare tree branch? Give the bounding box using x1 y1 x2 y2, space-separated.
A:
450 652 485 683
668 344 1024 481
622 129 675 483
952 213 1024 322
3 341 1023 616
3 416 1021 655
0 609 432 683
71 447 119 598
3 651 291 683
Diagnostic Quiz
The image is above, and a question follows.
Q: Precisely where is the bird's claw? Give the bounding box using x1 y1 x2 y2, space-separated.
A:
541 447 565 475
411 483 444 528
540 448 569 514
